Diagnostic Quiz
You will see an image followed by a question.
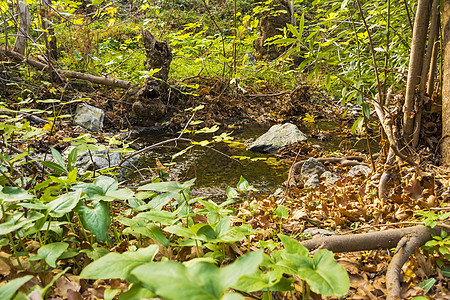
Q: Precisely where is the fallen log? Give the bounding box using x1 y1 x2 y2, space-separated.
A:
300 225 449 299
0 46 132 89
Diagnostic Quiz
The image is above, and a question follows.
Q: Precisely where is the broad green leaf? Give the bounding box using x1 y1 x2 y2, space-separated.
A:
119 283 156 300
283 249 350 297
222 293 244 300
0 275 33 300
0 186 33 202
138 181 182 193
131 251 262 300
50 148 66 169
47 189 82 217
29 242 68 268
419 278 436 293
120 217 169 247
104 289 121 300
278 234 309 256
80 244 159 280
76 201 111 243
42 161 68 175
136 209 179 225
275 206 289 219
93 176 118 194
67 147 78 171
0 211 44 235
164 224 197 239
226 187 238 199
236 176 258 192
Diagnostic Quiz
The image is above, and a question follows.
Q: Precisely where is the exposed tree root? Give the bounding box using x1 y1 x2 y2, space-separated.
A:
0 46 133 89
300 225 448 299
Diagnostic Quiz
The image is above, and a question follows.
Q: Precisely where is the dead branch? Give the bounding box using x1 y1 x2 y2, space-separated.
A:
0 46 133 89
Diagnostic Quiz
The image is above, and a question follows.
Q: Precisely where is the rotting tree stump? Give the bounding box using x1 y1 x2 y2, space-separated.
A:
131 30 173 126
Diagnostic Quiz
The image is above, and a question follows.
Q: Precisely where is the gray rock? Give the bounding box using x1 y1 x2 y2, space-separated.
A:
301 158 328 179
73 104 104 131
348 164 372 177
247 123 307 153
304 174 320 188
320 171 340 184
76 149 122 171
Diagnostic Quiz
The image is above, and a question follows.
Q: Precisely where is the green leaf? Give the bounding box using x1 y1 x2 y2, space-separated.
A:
119 217 169 247
237 176 258 192
80 244 159 280
138 181 183 193
282 249 349 297
278 234 309 256
226 186 239 199
275 206 289 219
50 148 66 169
418 278 436 293
67 147 78 171
42 161 68 175
76 201 111 243
0 186 33 202
46 189 82 218
104 289 121 300
0 211 44 235
136 210 179 225
29 242 68 268
119 283 156 300
131 251 263 300
0 275 33 300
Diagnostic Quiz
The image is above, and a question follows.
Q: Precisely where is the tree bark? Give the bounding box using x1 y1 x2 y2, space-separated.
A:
403 0 431 143
12 0 31 55
442 1 450 164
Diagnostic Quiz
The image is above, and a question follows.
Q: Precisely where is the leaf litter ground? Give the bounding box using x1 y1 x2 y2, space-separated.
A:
0 78 449 299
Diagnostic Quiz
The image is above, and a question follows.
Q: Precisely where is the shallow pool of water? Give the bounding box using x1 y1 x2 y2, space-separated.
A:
130 121 374 201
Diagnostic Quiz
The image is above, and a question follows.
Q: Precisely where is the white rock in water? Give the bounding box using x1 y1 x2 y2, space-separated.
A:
247 123 307 153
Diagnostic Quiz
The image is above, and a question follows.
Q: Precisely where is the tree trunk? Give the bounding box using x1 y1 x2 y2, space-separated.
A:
442 1 450 164
403 0 431 143
12 0 31 55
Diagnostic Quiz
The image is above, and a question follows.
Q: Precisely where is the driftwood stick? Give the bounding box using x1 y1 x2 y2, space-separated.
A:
0 46 133 89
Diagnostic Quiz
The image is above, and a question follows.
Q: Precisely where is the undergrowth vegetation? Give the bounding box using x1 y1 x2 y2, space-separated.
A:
0 0 449 299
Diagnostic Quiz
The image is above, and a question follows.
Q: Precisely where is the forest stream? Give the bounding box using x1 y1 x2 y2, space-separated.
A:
130 121 373 201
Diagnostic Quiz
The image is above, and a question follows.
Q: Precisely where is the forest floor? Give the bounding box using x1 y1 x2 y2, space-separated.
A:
1 71 449 299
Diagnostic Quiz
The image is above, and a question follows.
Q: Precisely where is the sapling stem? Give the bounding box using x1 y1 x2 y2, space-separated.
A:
8 233 23 269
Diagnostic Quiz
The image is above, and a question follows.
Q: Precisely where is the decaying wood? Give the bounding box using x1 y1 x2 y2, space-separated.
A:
300 225 449 300
0 46 133 89
287 156 366 187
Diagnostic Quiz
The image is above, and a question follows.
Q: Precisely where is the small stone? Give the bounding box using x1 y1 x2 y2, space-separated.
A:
304 174 320 188
73 104 104 131
321 171 340 184
247 123 307 153
301 158 328 179
348 165 372 177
